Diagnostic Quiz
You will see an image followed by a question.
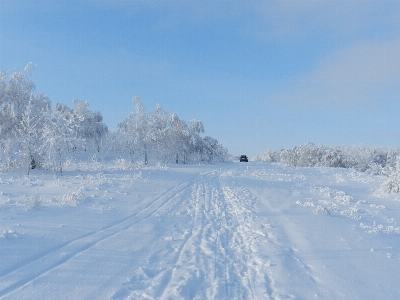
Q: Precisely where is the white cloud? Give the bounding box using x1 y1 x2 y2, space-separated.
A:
250 1 400 43
271 39 400 110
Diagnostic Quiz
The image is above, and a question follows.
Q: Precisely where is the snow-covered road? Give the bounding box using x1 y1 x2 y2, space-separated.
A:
1 163 400 299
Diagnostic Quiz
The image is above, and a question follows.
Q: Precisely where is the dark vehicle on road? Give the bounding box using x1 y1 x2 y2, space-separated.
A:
240 155 248 162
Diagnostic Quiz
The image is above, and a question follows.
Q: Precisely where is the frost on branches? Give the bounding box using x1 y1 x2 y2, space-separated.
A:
254 143 400 194
0 64 228 174
116 97 227 164
381 157 400 193
254 143 399 174
1 63 52 173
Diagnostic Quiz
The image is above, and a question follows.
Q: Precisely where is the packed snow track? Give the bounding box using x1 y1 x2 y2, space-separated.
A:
1 163 399 299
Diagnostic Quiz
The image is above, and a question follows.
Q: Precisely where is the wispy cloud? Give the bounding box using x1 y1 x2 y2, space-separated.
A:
270 38 400 110
250 1 400 43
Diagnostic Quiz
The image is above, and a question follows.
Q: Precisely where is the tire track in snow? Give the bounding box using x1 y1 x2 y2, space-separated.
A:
0 177 196 298
156 174 229 299
157 181 211 299
217 172 270 299
113 176 218 300
151 167 270 300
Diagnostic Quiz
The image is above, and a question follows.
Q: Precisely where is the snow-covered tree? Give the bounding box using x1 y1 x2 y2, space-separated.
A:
70 99 108 152
202 136 228 163
187 119 205 161
255 143 399 174
118 97 149 162
381 156 400 193
169 113 190 163
1 64 229 170
41 108 80 175
116 97 227 164
146 104 170 161
0 63 36 142
17 96 40 174
0 63 52 171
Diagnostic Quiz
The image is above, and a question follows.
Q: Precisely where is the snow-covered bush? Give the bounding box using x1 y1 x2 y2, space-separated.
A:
381 157 400 193
61 187 85 206
254 143 399 174
255 143 400 194
113 158 144 170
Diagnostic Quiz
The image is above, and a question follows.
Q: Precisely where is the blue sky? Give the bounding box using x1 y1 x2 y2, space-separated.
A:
1 0 400 157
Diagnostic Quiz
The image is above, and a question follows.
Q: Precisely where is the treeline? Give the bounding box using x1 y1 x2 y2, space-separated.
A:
0 64 227 174
111 96 227 164
254 143 400 193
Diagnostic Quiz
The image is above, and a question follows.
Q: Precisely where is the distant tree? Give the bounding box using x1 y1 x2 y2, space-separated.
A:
1 63 229 170
255 143 400 175
116 98 227 164
147 104 170 161
41 108 80 175
118 97 149 163
202 136 227 163
70 99 108 152
170 113 190 163
188 119 205 161
381 156 400 193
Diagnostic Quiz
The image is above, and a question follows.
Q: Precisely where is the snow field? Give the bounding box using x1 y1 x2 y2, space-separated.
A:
1 162 400 299
242 164 400 299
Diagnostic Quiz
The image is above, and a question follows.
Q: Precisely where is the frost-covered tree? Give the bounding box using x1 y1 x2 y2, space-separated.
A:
51 99 108 154
70 99 108 152
118 97 149 162
0 63 107 174
187 119 205 161
254 143 399 175
0 63 52 171
170 113 191 163
147 104 170 161
116 97 227 164
41 108 80 175
202 136 228 163
381 156 400 193
0 63 36 141
17 96 40 174
1 64 229 170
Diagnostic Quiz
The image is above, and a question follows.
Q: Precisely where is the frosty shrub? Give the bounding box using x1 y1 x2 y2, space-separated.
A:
313 205 329 216
0 230 17 238
256 150 274 163
254 143 399 174
114 158 144 170
27 194 42 210
61 187 85 206
255 143 400 194
381 157 400 193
